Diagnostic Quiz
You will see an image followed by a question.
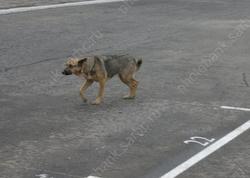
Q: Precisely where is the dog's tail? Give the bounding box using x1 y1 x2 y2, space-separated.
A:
136 58 143 71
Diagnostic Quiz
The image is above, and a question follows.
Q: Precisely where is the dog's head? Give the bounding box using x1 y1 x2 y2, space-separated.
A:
62 57 87 75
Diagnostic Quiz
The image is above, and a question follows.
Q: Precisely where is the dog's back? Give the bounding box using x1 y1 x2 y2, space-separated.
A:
99 54 141 78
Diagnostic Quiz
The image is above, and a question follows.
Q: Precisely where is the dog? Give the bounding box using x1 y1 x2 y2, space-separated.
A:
62 54 142 105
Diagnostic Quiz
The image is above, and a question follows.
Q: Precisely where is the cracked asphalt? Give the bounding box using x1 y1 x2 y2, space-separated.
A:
0 0 250 178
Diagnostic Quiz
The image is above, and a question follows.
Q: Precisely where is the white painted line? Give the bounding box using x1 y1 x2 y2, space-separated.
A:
0 0 126 15
87 176 102 178
220 106 250 112
160 120 250 178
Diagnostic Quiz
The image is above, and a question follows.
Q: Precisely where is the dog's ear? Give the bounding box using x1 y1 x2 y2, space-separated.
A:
78 58 87 66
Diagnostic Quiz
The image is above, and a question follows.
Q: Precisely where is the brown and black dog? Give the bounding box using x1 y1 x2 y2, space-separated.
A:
62 54 142 105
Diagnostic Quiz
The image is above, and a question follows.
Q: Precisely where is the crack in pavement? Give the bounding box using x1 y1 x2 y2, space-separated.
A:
0 56 65 73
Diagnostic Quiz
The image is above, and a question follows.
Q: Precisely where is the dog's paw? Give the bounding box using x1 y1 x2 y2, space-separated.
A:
91 98 102 105
82 98 88 103
91 101 101 105
80 94 88 102
123 95 135 99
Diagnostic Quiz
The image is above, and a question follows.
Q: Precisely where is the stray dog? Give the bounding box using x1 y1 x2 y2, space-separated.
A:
62 54 142 105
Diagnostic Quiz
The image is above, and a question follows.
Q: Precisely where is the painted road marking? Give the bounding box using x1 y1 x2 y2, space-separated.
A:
160 120 250 178
184 136 215 147
87 176 102 178
220 106 250 112
0 0 126 15
36 174 51 178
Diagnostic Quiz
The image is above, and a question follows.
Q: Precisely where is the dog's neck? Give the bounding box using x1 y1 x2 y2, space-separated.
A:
81 58 96 74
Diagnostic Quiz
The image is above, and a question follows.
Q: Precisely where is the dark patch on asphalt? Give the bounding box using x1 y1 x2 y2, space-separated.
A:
242 72 249 87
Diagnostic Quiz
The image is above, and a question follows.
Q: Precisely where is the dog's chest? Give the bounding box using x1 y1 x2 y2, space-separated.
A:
79 72 98 81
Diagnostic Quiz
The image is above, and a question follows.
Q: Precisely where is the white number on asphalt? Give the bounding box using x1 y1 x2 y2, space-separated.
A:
184 136 215 147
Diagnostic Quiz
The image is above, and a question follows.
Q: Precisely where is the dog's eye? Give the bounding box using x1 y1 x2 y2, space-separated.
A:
68 64 73 68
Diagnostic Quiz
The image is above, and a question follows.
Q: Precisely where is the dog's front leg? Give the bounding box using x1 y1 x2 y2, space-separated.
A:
80 80 93 102
92 79 106 105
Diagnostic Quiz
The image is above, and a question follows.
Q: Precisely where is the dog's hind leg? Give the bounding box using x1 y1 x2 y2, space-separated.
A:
80 80 93 102
119 73 138 99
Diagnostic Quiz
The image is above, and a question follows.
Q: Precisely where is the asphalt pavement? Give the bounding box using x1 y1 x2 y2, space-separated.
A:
0 0 250 178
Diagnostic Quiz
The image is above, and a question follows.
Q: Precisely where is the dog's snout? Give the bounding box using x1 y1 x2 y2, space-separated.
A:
62 69 72 75
62 70 67 75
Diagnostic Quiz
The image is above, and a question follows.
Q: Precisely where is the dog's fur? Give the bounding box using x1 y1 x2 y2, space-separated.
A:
62 54 142 105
